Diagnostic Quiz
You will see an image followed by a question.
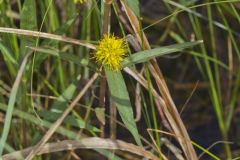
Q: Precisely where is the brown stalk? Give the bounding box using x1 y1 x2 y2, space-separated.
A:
99 0 110 140
123 67 171 131
134 81 142 122
100 0 119 143
126 34 144 122
120 1 198 159
0 27 96 50
113 1 134 33
98 0 112 139
99 74 106 138
110 97 117 139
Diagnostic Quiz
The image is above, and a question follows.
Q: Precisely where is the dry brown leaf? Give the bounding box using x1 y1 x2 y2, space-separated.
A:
120 1 198 158
0 27 96 50
2 138 159 160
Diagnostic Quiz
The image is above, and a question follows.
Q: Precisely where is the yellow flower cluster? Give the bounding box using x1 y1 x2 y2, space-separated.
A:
74 0 87 4
94 34 127 71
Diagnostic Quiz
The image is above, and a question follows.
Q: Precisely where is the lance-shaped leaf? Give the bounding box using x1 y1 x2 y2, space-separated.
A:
105 69 142 146
122 40 203 67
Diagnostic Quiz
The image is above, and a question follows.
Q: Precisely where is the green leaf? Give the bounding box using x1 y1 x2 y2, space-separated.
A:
50 75 80 112
0 42 17 77
125 0 140 17
105 69 142 146
188 51 228 70
38 110 100 132
122 40 203 67
34 15 77 68
20 0 37 57
20 0 37 30
95 108 106 125
0 42 17 65
0 53 30 155
27 46 96 69
0 103 84 140
0 103 123 160
42 75 100 132
41 14 77 46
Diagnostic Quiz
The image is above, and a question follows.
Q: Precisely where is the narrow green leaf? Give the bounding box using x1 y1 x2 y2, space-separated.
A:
20 0 37 57
188 51 228 70
0 53 30 155
0 42 17 65
34 15 77 68
39 75 100 132
27 46 96 69
0 103 83 140
105 69 142 146
3 143 15 154
95 108 106 125
122 40 203 67
0 42 17 77
41 14 77 46
38 110 100 132
163 0 239 36
0 103 123 160
50 75 80 112
125 0 140 17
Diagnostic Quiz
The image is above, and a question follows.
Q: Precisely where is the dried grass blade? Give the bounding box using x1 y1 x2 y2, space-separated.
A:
2 138 159 160
0 27 96 50
120 1 198 159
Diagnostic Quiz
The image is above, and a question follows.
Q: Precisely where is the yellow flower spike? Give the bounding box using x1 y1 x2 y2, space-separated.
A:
94 34 127 71
74 0 87 4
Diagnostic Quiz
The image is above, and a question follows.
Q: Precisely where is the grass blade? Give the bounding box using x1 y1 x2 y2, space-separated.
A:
0 52 31 155
0 42 17 65
38 110 100 132
20 0 37 57
26 46 96 69
125 0 140 17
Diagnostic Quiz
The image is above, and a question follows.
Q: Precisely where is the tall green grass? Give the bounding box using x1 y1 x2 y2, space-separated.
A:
0 0 239 159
